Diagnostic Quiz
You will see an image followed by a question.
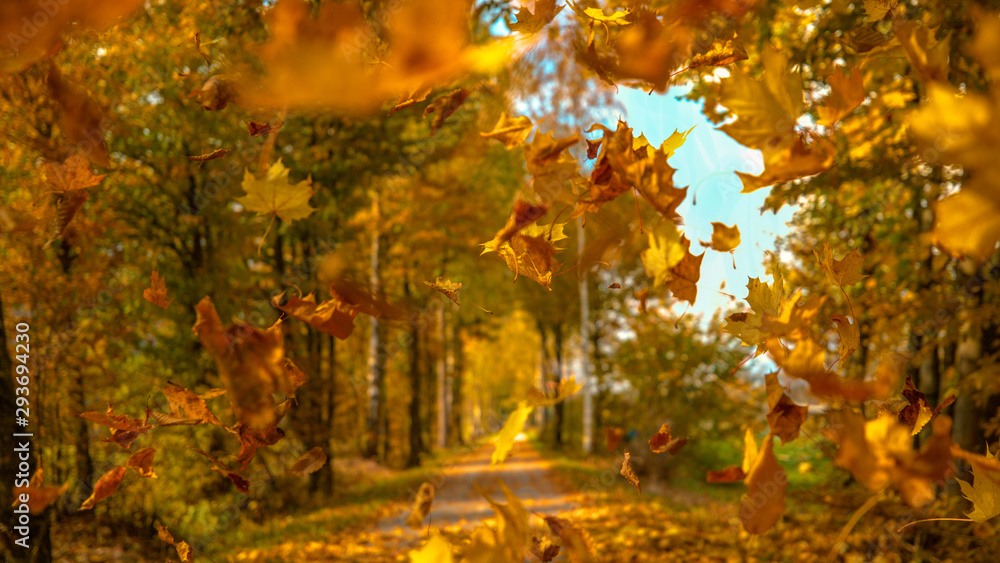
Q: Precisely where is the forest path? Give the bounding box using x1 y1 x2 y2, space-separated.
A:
362 439 578 557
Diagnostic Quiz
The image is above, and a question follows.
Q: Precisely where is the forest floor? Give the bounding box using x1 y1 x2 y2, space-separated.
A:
220 438 1000 563
57 438 1000 562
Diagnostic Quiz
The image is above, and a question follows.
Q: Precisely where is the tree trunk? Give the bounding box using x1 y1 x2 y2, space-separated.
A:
535 322 549 429
1 289 18 559
553 323 565 446
435 306 447 449
407 308 424 467
0 290 52 562
365 194 384 461
449 322 465 446
578 218 593 454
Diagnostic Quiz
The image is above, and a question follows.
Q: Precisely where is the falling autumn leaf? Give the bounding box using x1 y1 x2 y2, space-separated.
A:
423 88 470 135
707 222 741 252
424 276 462 305
620 451 641 493
481 113 534 149
194 296 286 429
46 64 110 167
739 433 786 534
127 447 158 478
12 467 69 515
272 291 359 340
80 466 128 510
237 160 316 224
815 242 865 288
247 120 283 136
605 427 625 451
405 481 436 530
764 372 808 444
45 154 106 193
143 270 173 309
509 0 564 34
186 148 231 162
706 465 746 483
287 447 327 477
155 522 195 563
648 423 688 454
160 383 223 426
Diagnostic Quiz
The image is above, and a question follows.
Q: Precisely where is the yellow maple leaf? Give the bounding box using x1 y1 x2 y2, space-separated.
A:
641 222 686 286
708 222 741 252
817 67 866 127
508 0 563 34
723 272 787 356
481 113 534 149
814 242 865 287
237 160 316 223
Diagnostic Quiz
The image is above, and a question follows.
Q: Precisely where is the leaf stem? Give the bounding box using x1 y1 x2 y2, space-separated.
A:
896 517 974 532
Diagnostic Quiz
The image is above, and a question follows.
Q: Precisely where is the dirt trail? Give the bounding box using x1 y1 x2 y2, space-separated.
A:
379 440 576 531
328 440 579 561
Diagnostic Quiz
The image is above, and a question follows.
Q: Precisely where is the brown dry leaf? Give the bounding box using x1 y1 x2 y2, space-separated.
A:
388 84 432 115
247 120 283 136
127 447 158 479
706 465 746 483
648 423 688 454
896 375 954 435
194 296 285 429
739 433 786 534
666 245 704 305
272 291 358 340
831 313 860 358
45 154 106 193
635 287 649 314
46 65 109 167
160 383 223 426
287 447 327 477
424 276 462 306
764 372 808 444
189 447 251 494
530 535 561 562
186 148 231 162
80 466 127 510
620 451 641 493
11 467 69 515
46 189 88 248
79 404 153 449
423 88 470 135
543 515 597 563
155 523 194 563
143 270 173 309
405 482 436 530
688 36 748 69
200 75 235 111
230 421 286 471
604 427 625 451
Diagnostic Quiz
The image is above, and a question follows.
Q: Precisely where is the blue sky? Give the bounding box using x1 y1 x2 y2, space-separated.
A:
615 85 795 318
